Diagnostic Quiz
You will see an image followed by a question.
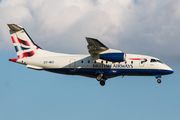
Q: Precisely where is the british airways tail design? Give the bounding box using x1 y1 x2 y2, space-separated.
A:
8 24 174 86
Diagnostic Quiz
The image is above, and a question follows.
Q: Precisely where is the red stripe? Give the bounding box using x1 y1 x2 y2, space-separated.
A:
129 58 147 60
22 50 36 58
17 38 22 43
22 52 28 58
11 36 16 43
30 51 35 56
17 38 30 46
129 58 142 60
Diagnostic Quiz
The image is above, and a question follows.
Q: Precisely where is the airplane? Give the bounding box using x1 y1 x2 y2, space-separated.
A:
8 24 174 86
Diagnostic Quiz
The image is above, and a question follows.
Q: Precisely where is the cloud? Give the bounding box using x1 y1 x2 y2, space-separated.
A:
0 0 180 65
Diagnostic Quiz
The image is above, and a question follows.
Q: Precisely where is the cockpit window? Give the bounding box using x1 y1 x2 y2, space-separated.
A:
150 59 156 62
157 60 163 63
150 59 163 64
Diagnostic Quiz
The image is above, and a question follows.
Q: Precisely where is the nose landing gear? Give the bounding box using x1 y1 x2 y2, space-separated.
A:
155 74 162 84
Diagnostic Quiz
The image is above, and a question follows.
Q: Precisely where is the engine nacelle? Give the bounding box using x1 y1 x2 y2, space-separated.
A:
99 53 126 62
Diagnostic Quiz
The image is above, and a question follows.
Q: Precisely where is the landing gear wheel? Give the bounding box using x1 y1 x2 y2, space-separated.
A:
157 79 161 84
100 80 105 86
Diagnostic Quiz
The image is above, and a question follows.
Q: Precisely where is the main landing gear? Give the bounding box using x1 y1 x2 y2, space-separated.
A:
155 74 162 84
96 73 107 86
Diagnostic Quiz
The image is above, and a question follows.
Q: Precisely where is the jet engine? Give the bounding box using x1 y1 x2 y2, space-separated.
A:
99 53 126 62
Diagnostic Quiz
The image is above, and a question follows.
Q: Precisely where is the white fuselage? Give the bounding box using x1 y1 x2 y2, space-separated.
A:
16 51 173 78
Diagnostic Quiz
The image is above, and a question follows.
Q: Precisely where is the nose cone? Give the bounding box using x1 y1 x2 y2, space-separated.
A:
167 69 174 74
164 65 174 75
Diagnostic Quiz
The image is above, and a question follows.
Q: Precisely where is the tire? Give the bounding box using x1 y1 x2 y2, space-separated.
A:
157 79 161 83
100 81 105 86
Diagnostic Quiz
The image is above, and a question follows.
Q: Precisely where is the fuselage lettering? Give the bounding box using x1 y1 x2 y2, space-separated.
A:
93 64 133 68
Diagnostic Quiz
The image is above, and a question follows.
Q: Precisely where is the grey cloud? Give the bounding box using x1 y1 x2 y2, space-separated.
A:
112 0 180 65
0 0 179 66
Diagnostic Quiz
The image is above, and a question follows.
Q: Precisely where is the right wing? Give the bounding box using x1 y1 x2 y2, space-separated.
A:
86 37 109 56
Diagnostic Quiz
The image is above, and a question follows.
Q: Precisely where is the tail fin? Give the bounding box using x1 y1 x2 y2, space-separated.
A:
8 24 41 59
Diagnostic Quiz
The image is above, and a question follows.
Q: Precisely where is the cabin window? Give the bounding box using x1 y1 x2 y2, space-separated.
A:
88 60 90 63
125 61 127 64
106 61 108 64
131 61 133 64
94 61 96 63
101 61 103 63
81 60 83 63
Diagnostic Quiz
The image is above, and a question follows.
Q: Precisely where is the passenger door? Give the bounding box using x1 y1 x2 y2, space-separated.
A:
69 59 76 71
139 59 147 67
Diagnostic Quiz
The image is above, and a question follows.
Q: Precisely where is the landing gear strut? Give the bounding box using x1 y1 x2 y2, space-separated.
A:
96 73 103 81
96 73 107 86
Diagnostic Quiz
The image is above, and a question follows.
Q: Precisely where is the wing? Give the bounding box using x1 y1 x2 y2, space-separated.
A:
86 37 109 56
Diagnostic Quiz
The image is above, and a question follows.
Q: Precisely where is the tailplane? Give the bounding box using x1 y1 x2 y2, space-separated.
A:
8 24 41 59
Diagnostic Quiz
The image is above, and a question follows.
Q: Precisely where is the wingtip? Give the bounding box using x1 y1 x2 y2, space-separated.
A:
85 37 98 40
85 37 90 39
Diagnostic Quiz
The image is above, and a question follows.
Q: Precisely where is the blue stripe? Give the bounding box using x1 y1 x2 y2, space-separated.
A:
14 46 30 52
21 46 30 50
14 46 18 52
44 68 174 78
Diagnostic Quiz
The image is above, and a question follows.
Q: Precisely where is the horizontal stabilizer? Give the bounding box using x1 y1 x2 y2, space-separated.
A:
8 24 23 31
9 58 18 62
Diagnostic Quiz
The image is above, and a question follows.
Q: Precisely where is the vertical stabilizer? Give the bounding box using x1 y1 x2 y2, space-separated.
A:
8 24 41 59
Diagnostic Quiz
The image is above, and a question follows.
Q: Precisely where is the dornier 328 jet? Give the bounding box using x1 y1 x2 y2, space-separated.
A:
8 24 174 86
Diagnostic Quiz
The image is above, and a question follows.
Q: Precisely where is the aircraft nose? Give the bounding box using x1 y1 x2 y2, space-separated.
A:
165 66 174 74
169 68 174 74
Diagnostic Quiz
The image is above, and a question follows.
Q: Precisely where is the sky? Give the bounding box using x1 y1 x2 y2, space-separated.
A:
0 0 180 120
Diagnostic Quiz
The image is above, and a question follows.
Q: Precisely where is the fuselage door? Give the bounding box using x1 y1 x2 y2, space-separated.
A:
139 59 147 67
69 59 76 71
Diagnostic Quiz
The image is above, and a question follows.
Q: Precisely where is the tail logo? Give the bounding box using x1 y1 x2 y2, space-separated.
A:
11 36 38 59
